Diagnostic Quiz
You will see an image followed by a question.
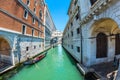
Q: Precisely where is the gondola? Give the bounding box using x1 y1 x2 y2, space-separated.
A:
23 52 47 65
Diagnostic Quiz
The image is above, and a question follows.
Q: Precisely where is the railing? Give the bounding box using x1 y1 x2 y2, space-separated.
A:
89 0 107 15
80 0 111 24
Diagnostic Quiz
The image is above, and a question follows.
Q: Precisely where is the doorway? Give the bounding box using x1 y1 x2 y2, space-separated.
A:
96 33 107 58
115 34 120 55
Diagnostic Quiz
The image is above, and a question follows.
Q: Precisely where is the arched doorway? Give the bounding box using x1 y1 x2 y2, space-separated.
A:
96 33 107 58
0 38 11 56
0 37 12 72
88 18 120 65
115 34 120 55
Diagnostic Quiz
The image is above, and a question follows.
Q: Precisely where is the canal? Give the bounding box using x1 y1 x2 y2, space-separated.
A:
9 44 84 80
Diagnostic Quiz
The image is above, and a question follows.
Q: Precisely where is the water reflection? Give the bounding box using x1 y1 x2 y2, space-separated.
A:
9 44 83 80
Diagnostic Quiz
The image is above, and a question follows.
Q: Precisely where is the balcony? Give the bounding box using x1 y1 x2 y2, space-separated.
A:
80 0 112 24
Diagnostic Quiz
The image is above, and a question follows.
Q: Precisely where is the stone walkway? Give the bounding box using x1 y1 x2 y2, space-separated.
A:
115 59 120 80
0 60 12 72
89 61 118 79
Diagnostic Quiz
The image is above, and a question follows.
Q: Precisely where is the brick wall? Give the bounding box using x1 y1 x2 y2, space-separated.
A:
0 0 45 38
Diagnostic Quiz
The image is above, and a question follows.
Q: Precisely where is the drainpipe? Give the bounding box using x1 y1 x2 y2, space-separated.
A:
78 6 83 64
80 25 83 64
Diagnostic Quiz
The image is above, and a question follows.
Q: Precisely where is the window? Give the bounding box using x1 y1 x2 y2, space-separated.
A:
77 46 80 52
71 22 73 27
68 34 69 38
32 28 34 36
26 0 30 6
39 10 42 19
90 0 97 5
34 1 37 6
34 46 36 49
71 45 73 49
40 0 44 6
32 17 35 24
24 9 28 19
71 31 73 37
76 13 79 20
77 28 80 34
33 8 36 13
26 47 29 51
39 45 41 48
74 0 78 5
22 25 26 34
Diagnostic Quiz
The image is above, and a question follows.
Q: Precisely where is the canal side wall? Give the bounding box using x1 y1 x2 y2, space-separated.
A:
81 0 120 66
62 45 80 63
45 26 51 49
0 29 44 65
63 0 120 67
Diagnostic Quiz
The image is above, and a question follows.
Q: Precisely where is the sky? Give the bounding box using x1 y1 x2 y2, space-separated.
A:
45 0 70 31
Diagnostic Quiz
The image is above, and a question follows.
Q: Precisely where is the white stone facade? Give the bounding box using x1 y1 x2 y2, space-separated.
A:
52 30 63 43
44 5 56 49
0 29 44 65
63 0 81 63
63 0 120 67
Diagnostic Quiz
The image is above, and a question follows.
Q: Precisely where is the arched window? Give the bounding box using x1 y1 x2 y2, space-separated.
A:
115 34 120 55
39 10 42 19
34 0 37 6
96 32 107 58
32 28 34 36
32 17 35 24
24 9 28 19
33 7 36 13
26 0 30 6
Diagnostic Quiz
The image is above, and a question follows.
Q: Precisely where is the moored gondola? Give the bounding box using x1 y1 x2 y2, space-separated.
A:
23 52 47 65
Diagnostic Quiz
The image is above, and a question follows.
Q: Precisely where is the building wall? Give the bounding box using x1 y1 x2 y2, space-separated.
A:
45 26 51 48
0 0 45 65
63 0 120 67
0 30 44 65
63 0 81 63
0 0 45 37
44 5 56 49
81 0 120 66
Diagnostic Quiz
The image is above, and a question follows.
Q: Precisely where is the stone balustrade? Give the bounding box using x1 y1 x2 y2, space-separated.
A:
80 0 112 24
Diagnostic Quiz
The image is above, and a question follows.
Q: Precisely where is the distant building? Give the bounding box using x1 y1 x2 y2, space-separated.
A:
44 5 56 49
63 0 120 67
52 30 63 44
0 0 45 67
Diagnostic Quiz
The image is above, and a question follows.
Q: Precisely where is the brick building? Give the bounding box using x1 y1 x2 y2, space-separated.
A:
0 0 45 70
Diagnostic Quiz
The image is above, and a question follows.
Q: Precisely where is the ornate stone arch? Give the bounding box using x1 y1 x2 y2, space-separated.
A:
89 18 119 38
108 11 120 28
0 35 13 49
0 35 13 64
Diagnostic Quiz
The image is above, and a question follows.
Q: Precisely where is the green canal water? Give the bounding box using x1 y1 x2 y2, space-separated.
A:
9 45 84 80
